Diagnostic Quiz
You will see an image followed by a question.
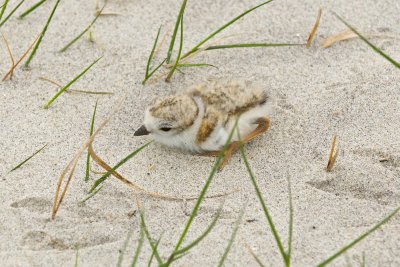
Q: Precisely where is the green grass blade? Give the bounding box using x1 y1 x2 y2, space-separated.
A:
165 13 184 82
0 0 9 21
80 184 103 203
165 119 240 265
0 0 25 27
181 0 275 59
204 43 302 50
19 0 46 19
144 26 162 80
173 203 224 257
131 223 145 267
117 231 133 267
44 57 102 109
89 141 153 193
217 203 246 267
334 12 400 69
177 63 218 69
24 0 61 67
238 138 288 266
140 210 164 265
85 100 98 182
74 244 79 267
287 177 293 265
166 0 187 63
59 5 105 52
10 143 48 172
317 206 400 267
148 234 163 267
142 58 166 85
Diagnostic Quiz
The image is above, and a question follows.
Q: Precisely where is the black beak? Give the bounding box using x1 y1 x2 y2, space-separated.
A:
134 125 150 136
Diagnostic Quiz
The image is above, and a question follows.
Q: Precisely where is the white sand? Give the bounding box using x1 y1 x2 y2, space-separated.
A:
1 0 399 266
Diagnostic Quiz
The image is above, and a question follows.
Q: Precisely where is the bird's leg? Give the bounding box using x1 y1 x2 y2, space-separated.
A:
240 116 270 143
217 116 270 170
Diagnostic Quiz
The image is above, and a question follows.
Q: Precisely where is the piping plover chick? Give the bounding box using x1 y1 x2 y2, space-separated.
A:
135 80 272 169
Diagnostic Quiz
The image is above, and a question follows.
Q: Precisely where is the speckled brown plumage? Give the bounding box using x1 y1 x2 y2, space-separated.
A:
190 80 267 144
149 94 198 130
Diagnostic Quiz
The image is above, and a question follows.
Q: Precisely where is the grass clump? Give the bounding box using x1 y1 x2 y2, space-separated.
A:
142 0 299 83
44 57 102 109
142 25 166 85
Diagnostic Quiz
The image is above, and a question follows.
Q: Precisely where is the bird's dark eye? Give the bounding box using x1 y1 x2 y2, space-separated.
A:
160 127 172 132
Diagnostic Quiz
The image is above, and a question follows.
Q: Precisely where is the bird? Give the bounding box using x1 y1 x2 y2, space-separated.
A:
134 80 272 169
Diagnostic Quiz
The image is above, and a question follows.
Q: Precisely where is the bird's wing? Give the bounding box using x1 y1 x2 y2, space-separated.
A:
190 80 267 115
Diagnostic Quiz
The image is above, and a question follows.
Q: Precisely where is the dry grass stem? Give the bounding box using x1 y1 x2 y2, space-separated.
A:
321 30 400 48
3 33 40 81
39 76 113 95
326 135 339 172
244 242 265 267
88 143 239 201
306 8 322 48
1 33 14 79
51 99 121 219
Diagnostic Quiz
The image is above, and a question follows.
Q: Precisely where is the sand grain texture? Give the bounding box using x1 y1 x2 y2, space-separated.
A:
0 0 399 266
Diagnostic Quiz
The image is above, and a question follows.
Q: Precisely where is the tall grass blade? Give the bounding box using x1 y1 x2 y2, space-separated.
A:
217 203 246 267
166 0 187 63
19 0 46 18
89 141 153 193
142 58 166 85
0 0 9 21
317 206 400 267
148 234 163 267
131 223 145 267
44 57 102 109
25 0 61 67
165 119 239 265
117 231 133 267
139 210 164 265
204 43 301 50
238 138 288 266
173 203 224 257
80 184 103 203
85 100 98 182
181 0 275 59
0 0 25 27
10 143 48 172
334 13 400 69
165 14 183 82
287 177 294 266
143 25 162 84
59 5 105 52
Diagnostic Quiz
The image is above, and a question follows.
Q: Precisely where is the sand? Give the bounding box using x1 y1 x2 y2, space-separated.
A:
1 0 399 266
